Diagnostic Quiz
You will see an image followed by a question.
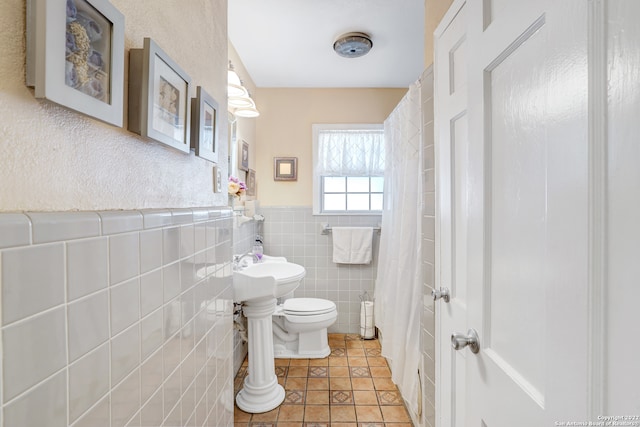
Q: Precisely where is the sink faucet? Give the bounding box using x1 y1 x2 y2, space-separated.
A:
233 252 260 270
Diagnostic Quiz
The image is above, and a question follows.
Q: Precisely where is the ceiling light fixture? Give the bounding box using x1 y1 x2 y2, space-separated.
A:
333 32 373 58
228 61 260 118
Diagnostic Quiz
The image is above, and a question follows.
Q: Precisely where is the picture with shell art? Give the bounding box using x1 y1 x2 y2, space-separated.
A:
65 0 112 103
27 0 125 127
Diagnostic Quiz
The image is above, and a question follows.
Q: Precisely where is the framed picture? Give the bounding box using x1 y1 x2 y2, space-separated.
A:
239 140 250 171
191 86 219 163
274 157 298 181
247 169 256 196
128 38 191 153
26 0 125 127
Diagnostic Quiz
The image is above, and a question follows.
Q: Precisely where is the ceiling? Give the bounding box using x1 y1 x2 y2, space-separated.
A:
228 0 425 89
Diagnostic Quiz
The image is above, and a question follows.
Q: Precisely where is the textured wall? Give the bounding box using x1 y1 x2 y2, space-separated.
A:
254 88 406 207
0 0 228 211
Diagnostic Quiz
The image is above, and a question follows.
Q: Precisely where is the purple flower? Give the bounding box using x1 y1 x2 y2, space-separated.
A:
66 0 77 22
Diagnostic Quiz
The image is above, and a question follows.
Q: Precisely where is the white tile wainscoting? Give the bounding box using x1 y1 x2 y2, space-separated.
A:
0 208 235 427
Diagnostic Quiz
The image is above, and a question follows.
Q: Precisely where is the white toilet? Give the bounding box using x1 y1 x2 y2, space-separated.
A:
272 297 337 358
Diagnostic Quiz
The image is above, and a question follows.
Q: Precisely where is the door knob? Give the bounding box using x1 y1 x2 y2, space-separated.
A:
431 287 450 303
451 329 480 354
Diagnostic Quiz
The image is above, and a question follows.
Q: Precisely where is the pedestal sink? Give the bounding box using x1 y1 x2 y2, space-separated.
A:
233 259 305 413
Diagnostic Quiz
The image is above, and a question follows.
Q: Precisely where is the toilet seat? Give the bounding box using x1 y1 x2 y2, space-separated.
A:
283 298 336 316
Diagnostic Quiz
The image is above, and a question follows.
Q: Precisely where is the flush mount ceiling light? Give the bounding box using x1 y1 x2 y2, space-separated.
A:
333 32 373 58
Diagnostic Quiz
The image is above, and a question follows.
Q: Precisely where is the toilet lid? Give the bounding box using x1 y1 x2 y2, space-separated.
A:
283 298 336 316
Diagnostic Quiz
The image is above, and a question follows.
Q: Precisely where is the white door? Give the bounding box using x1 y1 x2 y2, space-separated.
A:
436 0 592 424
434 2 470 427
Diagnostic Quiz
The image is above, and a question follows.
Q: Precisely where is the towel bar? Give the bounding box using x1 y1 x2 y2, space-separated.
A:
321 224 381 235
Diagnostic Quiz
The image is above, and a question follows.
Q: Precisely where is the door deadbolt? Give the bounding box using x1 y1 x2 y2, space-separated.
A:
451 329 480 354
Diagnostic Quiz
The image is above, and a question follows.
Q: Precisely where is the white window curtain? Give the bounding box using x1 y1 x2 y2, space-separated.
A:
316 129 385 176
374 81 422 416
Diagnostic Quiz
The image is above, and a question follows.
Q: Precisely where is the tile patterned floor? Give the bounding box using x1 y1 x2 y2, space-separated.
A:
233 333 413 427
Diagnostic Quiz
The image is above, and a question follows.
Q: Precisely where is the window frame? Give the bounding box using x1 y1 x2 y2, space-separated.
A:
312 123 384 215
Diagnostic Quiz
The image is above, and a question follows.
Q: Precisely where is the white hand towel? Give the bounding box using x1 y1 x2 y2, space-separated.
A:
332 227 374 264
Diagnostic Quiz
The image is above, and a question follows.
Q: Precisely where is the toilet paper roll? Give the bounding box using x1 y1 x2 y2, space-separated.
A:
360 301 375 339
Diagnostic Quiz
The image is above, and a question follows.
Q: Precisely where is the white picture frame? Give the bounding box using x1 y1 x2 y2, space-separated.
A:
128 38 191 153
26 0 125 127
191 86 220 163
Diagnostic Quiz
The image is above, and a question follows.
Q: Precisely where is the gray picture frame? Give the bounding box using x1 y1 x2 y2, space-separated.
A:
191 86 219 163
274 157 298 181
26 0 125 127
239 140 250 171
128 38 191 153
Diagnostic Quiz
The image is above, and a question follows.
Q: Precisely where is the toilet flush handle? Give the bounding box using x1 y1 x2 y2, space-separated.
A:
431 287 450 303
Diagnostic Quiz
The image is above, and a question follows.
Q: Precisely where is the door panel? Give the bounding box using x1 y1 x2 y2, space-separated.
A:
486 25 547 399
434 3 468 427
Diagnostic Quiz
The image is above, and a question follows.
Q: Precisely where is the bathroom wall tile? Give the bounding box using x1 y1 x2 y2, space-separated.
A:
141 309 163 360
111 368 140 427
180 224 195 258
141 209 173 229
72 395 110 427
3 370 66 427
140 270 163 317
164 367 182 420
163 226 180 264
181 256 196 292
164 262 181 303
1 243 65 324
172 208 194 225
194 221 207 253
191 208 210 223
109 233 140 285
68 290 109 362
2 307 67 401
69 343 110 423
139 229 162 274
67 237 109 301
141 349 163 404
110 278 140 336
27 212 100 244
0 213 31 249
98 211 143 235
111 323 140 385
140 389 164 427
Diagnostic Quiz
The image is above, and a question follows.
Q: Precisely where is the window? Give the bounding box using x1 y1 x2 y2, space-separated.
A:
312 124 384 214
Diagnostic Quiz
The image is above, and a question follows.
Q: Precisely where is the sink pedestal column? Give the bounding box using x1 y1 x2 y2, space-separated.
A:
235 297 285 413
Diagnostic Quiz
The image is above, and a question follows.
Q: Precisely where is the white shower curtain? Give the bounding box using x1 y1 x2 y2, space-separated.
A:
374 81 422 415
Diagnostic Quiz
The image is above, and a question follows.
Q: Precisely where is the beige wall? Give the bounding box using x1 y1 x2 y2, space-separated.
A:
0 0 228 211
424 0 455 67
254 88 406 206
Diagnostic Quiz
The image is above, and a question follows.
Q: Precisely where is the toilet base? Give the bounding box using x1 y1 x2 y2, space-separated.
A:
273 343 331 359
273 325 332 359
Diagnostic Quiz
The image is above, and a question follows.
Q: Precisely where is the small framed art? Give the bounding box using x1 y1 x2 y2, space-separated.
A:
128 38 191 153
191 86 219 163
274 157 298 181
26 0 125 127
239 140 249 171
247 169 256 196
